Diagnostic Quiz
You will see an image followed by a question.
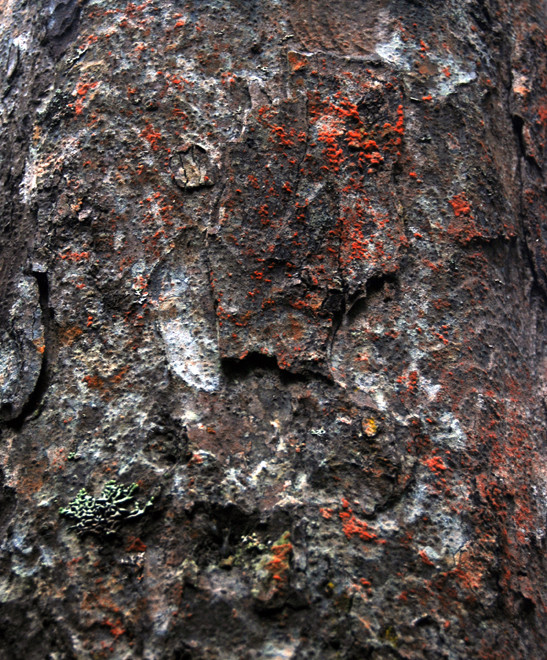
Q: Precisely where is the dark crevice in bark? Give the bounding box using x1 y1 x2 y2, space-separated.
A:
221 352 333 385
5 271 53 430
325 275 345 354
364 475 417 520
326 270 399 382
511 114 543 176
507 43 544 297
328 296 345 347
346 272 398 323
510 112 547 300
472 0 495 33
188 500 262 554
511 114 526 157
43 0 83 59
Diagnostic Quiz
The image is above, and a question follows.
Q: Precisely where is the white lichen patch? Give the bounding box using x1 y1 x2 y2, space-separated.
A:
375 32 413 71
404 482 469 560
258 639 299 659
375 31 476 98
420 375 442 401
155 264 220 392
0 337 22 399
431 412 468 450
19 136 79 204
433 54 477 97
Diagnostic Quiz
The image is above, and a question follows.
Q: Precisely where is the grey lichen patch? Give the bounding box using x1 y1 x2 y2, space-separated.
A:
170 144 216 190
59 480 155 537
0 274 44 422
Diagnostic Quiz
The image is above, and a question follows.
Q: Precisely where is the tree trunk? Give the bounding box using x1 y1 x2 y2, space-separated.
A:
1 0 546 657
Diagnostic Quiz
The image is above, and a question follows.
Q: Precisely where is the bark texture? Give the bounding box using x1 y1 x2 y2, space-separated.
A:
1 0 547 658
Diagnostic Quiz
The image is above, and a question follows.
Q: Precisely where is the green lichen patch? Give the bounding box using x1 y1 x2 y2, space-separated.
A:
59 480 154 537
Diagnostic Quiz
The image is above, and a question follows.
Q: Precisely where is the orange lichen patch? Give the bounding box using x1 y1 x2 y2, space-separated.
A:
537 104 547 125
447 214 483 244
73 80 99 115
79 579 130 650
103 619 125 640
33 336 45 354
419 549 435 566
81 580 124 616
346 128 384 167
82 366 131 399
59 326 83 346
316 116 345 172
82 374 106 390
140 122 164 151
340 515 377 541
287 51 308 71
424 456 448 474
380 104 404 148
220 70 237 85
264 531 292 582
339 499 377 541
362 417 378 438
59 251 90 262
452 552 486 591
446 194 484 243
268 123 296 148
110 366 129 383
449 194 472 217
66 556 84 579
397 369 419 393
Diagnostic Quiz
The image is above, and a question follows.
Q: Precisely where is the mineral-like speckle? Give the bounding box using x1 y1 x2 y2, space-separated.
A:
0 0 546 658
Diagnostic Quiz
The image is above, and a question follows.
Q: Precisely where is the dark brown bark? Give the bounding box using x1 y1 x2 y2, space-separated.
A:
1 0 547 657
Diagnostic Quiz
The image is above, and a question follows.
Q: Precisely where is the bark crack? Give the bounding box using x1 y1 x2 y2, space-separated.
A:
510 112 547 300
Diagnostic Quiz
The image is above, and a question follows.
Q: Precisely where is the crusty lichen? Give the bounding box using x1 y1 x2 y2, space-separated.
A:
59 480 154 537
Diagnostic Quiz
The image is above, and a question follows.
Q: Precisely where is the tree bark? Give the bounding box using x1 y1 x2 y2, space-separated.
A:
1 0 546 657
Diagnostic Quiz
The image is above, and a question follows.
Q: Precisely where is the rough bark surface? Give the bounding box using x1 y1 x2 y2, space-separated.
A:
1 0 547 658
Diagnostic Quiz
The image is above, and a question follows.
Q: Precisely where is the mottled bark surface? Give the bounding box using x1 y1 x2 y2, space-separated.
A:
1 0 547 658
